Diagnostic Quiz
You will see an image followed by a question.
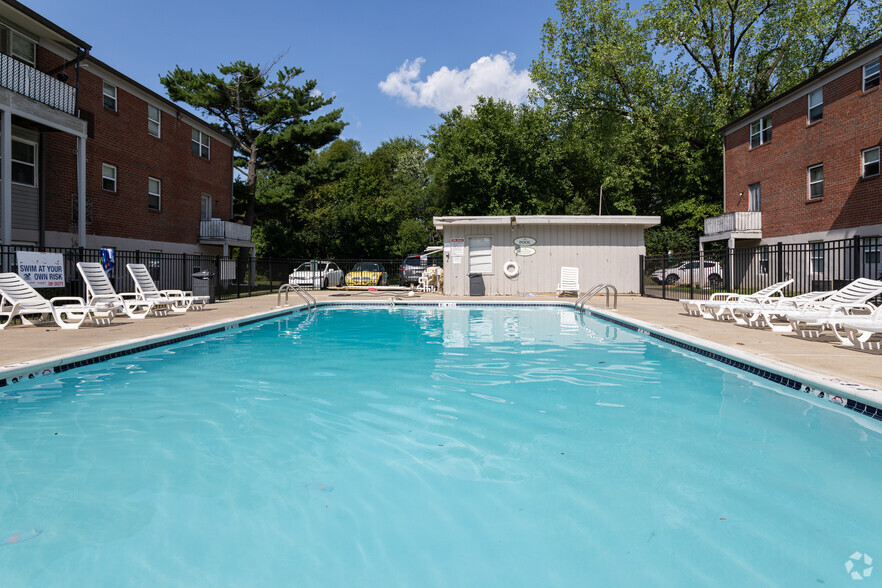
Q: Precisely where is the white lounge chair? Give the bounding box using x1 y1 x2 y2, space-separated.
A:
556 267 580 297
127 263 207 312
730 290 834 330
0 272 117 330
679 280 793 320
833 305 882 349
783 278 882 338
77 262 161 319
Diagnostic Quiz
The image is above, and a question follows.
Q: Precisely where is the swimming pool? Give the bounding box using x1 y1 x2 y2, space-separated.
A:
1 305 880 585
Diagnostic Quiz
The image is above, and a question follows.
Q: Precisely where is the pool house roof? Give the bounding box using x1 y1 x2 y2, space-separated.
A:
433 215 661 232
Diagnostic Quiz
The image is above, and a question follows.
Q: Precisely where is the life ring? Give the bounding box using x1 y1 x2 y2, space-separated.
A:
503 260 519 278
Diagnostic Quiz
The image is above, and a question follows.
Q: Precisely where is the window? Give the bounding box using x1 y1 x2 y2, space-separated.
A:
147 250 162 271
10 139 35 186
748 182 761 211
102 164 116 192
148 105 161 138
191 129 210 159
864 238 881 265
148 177 161 210
864 60 880 92
750 116 772 148
810 242 824 273
863 147 880 178
807 89 823 123
808 164 824 200
468 237 493 274
103 82 117 111
759 246 769 275
10 32 35 66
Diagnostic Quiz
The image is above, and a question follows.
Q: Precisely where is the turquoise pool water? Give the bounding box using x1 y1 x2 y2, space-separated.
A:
1 306 880 585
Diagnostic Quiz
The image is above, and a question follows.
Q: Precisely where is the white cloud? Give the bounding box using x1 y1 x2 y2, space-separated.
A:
378 52 534 112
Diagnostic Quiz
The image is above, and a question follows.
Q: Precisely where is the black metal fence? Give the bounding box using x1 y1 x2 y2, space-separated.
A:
642 236 882 302
0 245 412 301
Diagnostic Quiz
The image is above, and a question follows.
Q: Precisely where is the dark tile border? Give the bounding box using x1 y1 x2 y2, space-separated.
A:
0 310 294 387
585 309 882 422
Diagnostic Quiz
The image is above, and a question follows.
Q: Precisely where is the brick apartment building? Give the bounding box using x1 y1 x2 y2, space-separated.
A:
701 37 882 279
0 0 252 259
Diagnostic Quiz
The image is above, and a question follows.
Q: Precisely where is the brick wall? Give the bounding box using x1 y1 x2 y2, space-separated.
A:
40 55 232 246
724 56 882 239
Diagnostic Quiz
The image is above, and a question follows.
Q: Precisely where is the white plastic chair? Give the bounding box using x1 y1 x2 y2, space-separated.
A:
556 267 580 297
127 263 207 312
679 280 793 320
730 290 834 330
0 272 117 330
783 278 882 337
77 262 160 319
834 305 882 349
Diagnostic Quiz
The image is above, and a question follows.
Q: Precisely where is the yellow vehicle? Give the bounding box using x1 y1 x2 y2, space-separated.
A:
344 262 388 286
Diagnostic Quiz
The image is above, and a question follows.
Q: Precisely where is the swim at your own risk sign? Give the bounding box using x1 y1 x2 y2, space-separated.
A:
16 251 65 287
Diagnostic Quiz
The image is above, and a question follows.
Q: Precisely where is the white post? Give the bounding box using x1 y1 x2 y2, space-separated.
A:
698 240 705 288
77 136 87 247
1 109 11 250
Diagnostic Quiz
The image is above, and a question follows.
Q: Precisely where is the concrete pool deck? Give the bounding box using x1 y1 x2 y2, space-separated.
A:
1 291 879 394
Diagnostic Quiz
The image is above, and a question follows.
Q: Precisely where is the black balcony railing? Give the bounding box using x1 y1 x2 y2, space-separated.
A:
0 53 77 115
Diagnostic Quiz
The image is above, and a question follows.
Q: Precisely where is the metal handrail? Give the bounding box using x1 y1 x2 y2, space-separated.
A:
277 283 316 310
575 283 618 312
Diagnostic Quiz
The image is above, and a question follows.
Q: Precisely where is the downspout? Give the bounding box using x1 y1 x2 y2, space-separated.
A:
74 47 85 115
38 130 45 248
721 130 727 213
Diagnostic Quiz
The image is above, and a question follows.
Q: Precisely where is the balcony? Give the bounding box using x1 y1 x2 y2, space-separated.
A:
199 219 252 244
0 53 77 115
703 212 762 237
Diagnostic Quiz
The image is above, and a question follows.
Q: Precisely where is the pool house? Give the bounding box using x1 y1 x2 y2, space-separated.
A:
433 215 660 296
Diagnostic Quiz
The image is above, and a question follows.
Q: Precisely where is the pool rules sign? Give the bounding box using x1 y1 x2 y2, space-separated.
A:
16 252 65 287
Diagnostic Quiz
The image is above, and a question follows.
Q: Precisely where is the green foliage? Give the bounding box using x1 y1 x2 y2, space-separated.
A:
161 60 346 224
179 3 881 260
644 0 882 121
531 0 722 234
428 97 581 216
251 137 437 259
644 226 698 255
531 0 880 244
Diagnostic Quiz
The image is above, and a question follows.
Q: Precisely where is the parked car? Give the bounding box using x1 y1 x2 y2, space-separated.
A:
345 262 388 286
399 254 440 286
651 261 724 287
289 261 344 289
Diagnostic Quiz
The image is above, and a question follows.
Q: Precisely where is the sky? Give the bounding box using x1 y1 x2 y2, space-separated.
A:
26 0 562 153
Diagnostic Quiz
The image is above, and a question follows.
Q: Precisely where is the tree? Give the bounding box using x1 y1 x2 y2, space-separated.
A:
251 139 365 257
644 0 882 122
428 97 577 216
328 137 433 258
161 60 346 225
531 0 880 242
532 0 721 232
250 137 435 259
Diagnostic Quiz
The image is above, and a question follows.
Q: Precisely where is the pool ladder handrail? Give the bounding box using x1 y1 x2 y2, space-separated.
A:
575 283 617 312
277 283 317 310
